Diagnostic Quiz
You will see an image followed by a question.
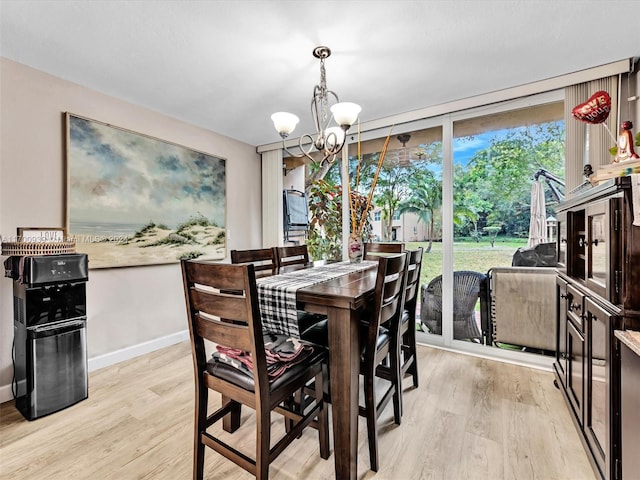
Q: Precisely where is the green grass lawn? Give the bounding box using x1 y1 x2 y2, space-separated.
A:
406 238 528 287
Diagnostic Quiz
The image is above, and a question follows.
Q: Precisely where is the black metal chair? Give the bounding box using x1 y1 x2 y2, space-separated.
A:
420 270 487 342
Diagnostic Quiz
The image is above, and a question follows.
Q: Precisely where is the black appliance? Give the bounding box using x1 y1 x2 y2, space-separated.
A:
11 254 89 420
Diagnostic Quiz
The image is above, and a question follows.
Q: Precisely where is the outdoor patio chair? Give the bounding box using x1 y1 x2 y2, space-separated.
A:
420 270 488 342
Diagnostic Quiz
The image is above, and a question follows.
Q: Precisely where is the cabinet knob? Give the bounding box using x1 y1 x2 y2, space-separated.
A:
560 238 567 244
560 293 568 299
569 302 582 311
578 238 585 248
591 239 599 247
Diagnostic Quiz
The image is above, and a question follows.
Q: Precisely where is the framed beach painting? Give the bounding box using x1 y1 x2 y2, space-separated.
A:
65 113 226 268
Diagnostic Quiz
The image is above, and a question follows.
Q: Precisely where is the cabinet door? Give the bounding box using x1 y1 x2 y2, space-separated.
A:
569 209 586 281
620 338 640 480
557 211 568 274
555 276 569 387
585 297 611 478
566 318 585 425
586 198 620 304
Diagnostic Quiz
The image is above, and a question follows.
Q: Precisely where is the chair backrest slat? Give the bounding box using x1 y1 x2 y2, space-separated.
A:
364 242 405 257
190 289 248 320
194 314 253 352
275 245 309 268
231 247 277 275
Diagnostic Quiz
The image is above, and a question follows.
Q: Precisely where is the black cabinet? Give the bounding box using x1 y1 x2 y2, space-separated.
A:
616 332 640 479
553 178 640 480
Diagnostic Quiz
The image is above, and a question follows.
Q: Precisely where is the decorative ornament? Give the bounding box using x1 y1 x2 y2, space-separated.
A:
614 120 640 163
348 233 364 263
572 91 611 124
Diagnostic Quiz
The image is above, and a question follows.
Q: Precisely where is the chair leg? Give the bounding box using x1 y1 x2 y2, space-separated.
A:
390 344 402 425
256 406 271 480
315 371 330 459
363 368 379 472
194 384 208 480
407 327 419 388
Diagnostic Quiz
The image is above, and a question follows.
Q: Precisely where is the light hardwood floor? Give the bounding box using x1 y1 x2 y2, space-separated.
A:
0 342 596 480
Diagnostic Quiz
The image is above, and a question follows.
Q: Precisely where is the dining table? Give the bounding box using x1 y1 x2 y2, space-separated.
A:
256 260 379 480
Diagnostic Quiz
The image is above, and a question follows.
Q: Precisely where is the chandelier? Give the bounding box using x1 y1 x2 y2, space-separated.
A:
271 46 361 166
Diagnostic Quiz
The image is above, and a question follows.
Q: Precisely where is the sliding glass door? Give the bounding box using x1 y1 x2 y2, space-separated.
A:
449 95 565 354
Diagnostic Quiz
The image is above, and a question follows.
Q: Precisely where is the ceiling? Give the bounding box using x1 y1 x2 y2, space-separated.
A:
2 0 640 149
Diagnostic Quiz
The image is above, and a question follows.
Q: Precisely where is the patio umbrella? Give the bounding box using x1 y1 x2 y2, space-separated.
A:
527 179 547 248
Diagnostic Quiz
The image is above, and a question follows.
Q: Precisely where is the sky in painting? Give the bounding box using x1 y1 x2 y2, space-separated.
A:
68 116 226 231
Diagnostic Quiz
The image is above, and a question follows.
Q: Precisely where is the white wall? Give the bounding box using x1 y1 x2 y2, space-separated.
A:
0 58 263 401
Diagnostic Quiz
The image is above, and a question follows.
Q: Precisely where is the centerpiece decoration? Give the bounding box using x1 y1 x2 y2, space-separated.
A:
345 124 393 262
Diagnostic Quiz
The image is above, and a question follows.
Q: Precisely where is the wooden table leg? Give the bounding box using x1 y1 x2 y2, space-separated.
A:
327 306 360 480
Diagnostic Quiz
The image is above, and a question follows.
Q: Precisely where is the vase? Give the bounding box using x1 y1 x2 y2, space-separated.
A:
348 234 363 263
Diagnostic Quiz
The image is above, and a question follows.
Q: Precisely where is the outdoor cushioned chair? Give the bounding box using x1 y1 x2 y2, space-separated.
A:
420 270 488 342
181 260 329 480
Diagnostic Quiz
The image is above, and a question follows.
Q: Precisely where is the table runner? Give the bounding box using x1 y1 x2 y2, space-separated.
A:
256 260 377 337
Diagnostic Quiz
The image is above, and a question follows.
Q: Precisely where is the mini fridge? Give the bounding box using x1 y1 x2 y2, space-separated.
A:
10 254 89 420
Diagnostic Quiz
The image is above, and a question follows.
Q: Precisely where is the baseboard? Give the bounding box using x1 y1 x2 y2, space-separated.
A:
87 330 190 371
0 330 189 405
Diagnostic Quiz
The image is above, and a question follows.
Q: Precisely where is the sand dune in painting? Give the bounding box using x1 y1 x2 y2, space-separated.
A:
73 223 225 269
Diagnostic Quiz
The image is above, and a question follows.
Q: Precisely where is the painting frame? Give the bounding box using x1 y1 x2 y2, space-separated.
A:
65 113 227 269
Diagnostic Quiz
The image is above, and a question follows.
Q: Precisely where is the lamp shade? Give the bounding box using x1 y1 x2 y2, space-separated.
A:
271 112 300 136
330 102 361 128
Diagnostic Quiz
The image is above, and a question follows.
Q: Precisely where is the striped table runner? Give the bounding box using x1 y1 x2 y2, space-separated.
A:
256 260 377 337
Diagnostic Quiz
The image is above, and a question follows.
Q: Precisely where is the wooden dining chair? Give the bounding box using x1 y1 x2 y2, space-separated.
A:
376 247 423 417
181 260 329 480
273 244 326 335
274 245 310 269
230 247 277 277
399 247 423 389
363 242 405 256
301 252 407 472
359 252 407 471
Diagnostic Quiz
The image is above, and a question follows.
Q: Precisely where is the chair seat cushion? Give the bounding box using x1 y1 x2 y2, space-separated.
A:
207 345 326 393
300 319 390 356
297 311 327 333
